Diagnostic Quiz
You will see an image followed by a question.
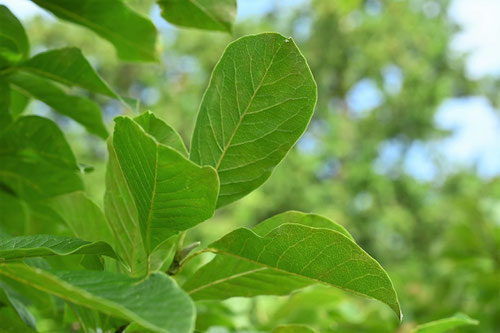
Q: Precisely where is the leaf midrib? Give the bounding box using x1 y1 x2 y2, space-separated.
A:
188 0 227 30
214 40 286 170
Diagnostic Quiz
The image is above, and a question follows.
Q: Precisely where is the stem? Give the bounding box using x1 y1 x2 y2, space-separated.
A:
174 248 213 275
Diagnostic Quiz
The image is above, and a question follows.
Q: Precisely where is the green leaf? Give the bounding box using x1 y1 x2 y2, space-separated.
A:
47 191 114 247
104 139 147 276
190 33 317 208
0 191 28 236
0 77 11 131
183 211 353 300
158 0 237 32
112 116 219 255
0 115 83 200
0 5 29 66
9 88 30 118
30 0 157 62
271 325 318 333
19 47 117 98
0 281 37 330
414 313 479 333
0 264 195 333
8 72 108 138
185 223 401 319
0 234 118 261
134 111 188 156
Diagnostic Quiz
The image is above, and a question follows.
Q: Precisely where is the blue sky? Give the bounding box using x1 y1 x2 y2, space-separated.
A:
2 0 500 180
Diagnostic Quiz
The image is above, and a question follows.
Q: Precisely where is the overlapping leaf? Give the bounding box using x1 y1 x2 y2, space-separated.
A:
272 325 318 333
184 213 401 318
0 77 11 131
0 116 83 200
112 116 219 255
0 264 195 333
158 0 237 32
8 72 108 138
0 5 29 67
0 234 117 261
190 33 317 208
19 47 117 97
30 0 157 62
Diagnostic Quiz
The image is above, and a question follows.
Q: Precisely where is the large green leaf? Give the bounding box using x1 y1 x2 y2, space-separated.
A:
0 5 29 67
158 0 237 32
134 111 188 156
414 313 479 333
9 89 30 118
190 33 317 208
185 222 401 318
112 116 219 255
0 234 117 261
8 72 108 138
0 264 195 333
30 0 157 62
0 116 83 200
19 47 117 98
184 211 352 300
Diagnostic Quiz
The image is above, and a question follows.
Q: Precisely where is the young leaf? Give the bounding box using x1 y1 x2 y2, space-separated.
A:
190 33 317 208
8 72 108 138
112 116 219 255
30 0 158 62
272 325 318 333
414 313 479 333
0 5 29 66
134 111 188 156
0 264 195 333
183 211 353 300
158 0 237 32
19 47 117 98
0 234 118 261
185 223 401 319
0 116 83 200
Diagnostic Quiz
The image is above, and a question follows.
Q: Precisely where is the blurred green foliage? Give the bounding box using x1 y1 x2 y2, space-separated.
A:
16 0 500 332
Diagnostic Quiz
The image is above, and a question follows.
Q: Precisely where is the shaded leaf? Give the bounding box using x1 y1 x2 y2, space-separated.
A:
0 77 11 131
30 0 157 62
0 281 36 330
112 116 218 254
184 211 352 300
158 0 237 32
0 264 195 333
8 72 108 138
20 47 117 97
8 88 30 118
414 313 479 333
0 234 118 261
0 5 29 66
0 116 83 200
186 223 401 318
190 33 317 208
134 111 188 156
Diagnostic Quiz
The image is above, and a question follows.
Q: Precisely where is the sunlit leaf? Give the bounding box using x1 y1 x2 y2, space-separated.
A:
271 325 318 333
190 33 317 208
158 0 237 32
